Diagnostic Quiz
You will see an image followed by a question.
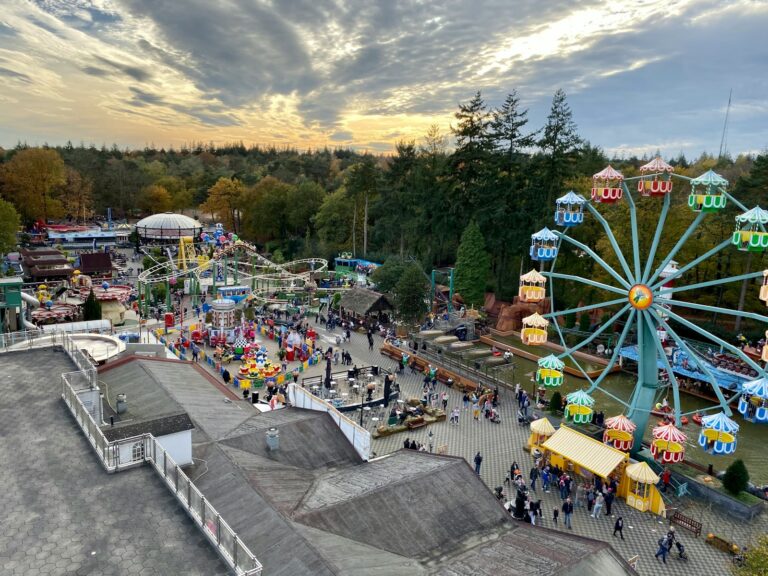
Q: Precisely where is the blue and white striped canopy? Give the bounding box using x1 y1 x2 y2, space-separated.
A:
742 377 768 399
700 412 740 433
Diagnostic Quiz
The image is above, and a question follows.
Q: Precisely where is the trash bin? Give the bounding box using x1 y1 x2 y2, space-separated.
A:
266 427 279 451
372 366 380 376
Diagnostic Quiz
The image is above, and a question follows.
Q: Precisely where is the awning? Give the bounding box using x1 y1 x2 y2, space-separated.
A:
542 425 628 479
530 417 556 436
625 462 660 484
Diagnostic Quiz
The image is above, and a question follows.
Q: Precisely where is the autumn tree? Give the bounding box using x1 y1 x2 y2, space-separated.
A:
139 184 172 214
240 176 293 242
201 177 244 232
59 168 94 223
731 533 768 576
1 148 66 222
0 199 20 254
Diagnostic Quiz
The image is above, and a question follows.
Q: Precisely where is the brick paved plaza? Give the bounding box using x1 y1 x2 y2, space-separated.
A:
231 322 767 576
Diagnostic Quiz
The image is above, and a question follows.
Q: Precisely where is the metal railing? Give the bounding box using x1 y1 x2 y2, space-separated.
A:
14 331 266 576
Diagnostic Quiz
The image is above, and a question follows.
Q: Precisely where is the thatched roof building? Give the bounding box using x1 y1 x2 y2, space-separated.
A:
339 288 393 318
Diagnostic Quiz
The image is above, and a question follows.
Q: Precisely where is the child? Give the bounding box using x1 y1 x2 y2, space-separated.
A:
552 506 559 525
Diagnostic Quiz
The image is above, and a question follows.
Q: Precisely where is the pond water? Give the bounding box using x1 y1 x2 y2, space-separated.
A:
456 336 768 484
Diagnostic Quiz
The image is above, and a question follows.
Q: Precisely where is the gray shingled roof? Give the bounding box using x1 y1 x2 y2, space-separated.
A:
339 288 392 316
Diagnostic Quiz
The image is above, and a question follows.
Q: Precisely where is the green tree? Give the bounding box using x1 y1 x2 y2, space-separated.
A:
731 533 768 576
454 221 490 308
722 459 749 495
345 160 380 256
0 199 20 254
83 289 102 321
59 168 94 223
371 257 407 293
394 263 428 324
313 187 354 252
579 313 591 332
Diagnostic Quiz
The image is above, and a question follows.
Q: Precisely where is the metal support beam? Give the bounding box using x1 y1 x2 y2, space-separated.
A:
657 269 765 296
542 272 628 296
585 203 636 283
642 190 671 284
557 304 631 358
643 311 682 426
586 308 637 395
650 238 732 290
649 306 733 416
622 181 643 279
662 298 768 325
647 212 706 287
546 297 628 319
554 231 632 289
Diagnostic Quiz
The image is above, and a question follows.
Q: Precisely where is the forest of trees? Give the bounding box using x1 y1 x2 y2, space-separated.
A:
0 88 765 333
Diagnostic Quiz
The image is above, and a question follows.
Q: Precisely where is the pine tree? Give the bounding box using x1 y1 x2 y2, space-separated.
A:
722 459 749 495
454 221 491 308
489 90 537 163
83 288 102 321
538 89 582 205
394 263 428 324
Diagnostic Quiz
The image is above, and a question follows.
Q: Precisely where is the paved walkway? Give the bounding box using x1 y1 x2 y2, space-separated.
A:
155 313 767 576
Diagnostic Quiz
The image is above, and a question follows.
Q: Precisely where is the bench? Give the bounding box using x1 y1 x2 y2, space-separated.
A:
670 510 702 537
407 416 427 430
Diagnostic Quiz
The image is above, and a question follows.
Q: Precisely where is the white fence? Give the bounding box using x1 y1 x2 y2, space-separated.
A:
288 383 371 460
1 330 264 576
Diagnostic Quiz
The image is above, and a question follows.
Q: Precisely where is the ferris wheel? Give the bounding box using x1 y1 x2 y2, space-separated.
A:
520 156 768 463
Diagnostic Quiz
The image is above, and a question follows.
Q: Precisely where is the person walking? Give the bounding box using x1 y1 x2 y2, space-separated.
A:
561 498 574 529
591 492 604 518
472 400 481 421
541 467 551 493
529 466 539 492
586 487 595 513
462 392 470 410
655 536 670 564
441 392 449 411
474 452 483 475
613 516 625 540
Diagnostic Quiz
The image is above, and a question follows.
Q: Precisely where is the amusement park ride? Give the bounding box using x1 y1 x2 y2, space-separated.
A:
521 157 768 463
136 226 338 318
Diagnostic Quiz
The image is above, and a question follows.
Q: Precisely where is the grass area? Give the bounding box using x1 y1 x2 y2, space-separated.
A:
733 491 763 506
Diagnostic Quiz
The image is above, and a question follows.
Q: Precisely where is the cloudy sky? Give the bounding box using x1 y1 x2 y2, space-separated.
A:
1 0 766 156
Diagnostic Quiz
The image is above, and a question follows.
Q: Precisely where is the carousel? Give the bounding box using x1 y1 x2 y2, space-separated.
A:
237 348 282 389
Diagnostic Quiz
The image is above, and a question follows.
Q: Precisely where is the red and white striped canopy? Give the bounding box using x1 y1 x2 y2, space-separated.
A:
652 422 687 443
604 414 637 433
639 156 674 174
593 165 624 181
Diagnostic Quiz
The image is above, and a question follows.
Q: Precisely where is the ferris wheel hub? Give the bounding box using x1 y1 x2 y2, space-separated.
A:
628 284 653 310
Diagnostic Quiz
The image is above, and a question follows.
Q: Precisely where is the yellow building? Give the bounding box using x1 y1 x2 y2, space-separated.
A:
541 426 666 516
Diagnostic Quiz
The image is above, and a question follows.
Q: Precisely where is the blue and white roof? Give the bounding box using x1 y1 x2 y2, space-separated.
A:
531 227 558 241
742 376 768 399
691 169 728 188
700 411 739 433
556 191 587 206
565 389 594 406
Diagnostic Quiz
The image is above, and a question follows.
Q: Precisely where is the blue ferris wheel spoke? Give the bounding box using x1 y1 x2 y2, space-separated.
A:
641 191 672 284
722 190 749 212
643 311 683 427
649 239 732 290
648 305 733 416
657 269 765 296
586 308 636 395
553 231 632 289
546 297 627 319
585 203 635 283
543 272 628 296
661 306 765 376
622 181 643 279
662 298 768 326
647 212 706 287
556 303 631 358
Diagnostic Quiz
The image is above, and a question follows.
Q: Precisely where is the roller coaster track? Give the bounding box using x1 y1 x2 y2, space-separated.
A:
138 240 335 304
